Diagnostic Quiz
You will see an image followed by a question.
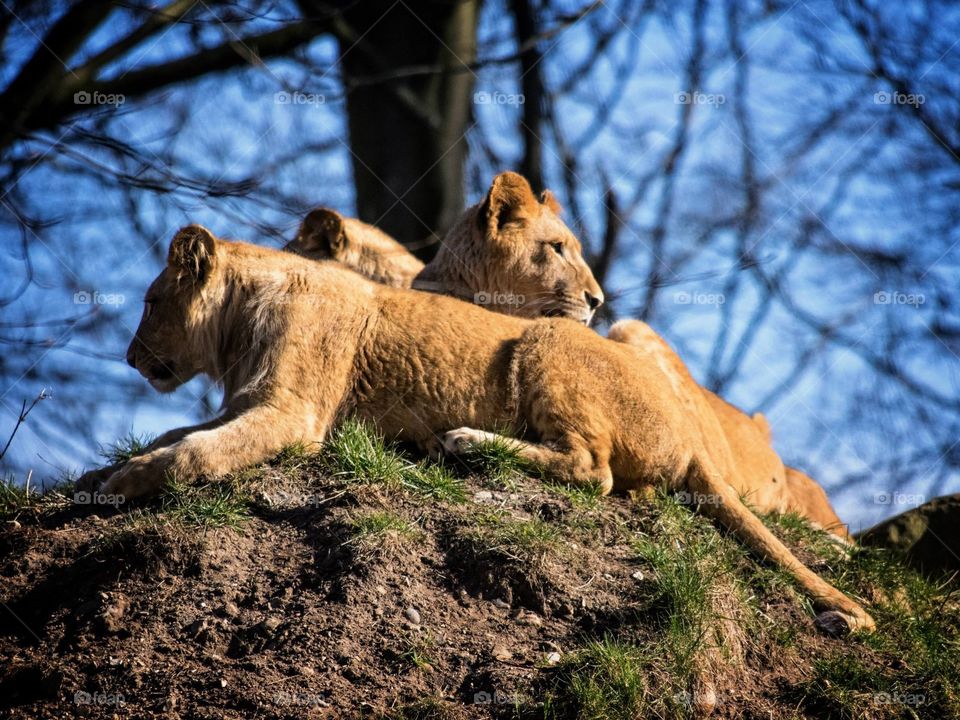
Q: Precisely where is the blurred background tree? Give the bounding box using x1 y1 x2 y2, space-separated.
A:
1 0 958 529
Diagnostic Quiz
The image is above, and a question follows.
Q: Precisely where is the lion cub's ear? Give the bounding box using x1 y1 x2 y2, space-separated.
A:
168 225 217 284
295 208 347 258
481 171 540 235
540 189 563 215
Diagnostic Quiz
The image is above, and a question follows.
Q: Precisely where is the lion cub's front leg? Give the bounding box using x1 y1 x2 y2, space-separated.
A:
98 407 316 500
441 427 614 494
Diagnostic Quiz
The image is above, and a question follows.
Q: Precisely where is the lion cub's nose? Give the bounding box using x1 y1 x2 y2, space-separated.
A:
585 291 603 310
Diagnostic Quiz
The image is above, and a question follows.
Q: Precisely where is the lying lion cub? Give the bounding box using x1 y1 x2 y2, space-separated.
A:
78 223 871 634
287 172 849 538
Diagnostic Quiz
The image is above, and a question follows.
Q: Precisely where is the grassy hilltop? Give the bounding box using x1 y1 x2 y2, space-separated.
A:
1 420 958 719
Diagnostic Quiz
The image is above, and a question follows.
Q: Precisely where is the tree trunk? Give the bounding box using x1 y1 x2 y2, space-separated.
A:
337 0 479 260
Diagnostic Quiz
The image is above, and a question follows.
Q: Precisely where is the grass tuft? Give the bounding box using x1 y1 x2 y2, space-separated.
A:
98 431 156 464
322 419 466 503
456 433 535 488
546 480 605 510
159 480 250 530
544 638 650 720
463 511 563 565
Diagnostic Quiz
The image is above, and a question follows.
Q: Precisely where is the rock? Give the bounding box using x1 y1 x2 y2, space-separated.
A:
184 618 208 638
541 641 561 653
492 598 510 610
631 570 645 581
221 601 240 618
474 491 493 502
516 611 542 627
857 494 960 577
404 607 421 625
261 616 282 634
545 652 562 665
491 644 513 661
99 593 129 634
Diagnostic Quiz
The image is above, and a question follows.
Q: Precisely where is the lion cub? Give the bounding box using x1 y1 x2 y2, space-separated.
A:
287 172 849 538
78 224 872 635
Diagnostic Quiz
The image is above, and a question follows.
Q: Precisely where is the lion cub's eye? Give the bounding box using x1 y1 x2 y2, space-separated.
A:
550 242 564 256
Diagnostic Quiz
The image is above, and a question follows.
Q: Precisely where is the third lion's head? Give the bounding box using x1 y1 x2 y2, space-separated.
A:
416 171 604 324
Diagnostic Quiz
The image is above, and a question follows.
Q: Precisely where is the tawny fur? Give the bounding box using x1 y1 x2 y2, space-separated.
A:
77 225 873 634
287 172 848 538
285 207 425 287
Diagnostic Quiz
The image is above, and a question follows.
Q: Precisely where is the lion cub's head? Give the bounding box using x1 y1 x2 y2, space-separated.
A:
126 225 222 393
285 208 424 287
415 171 604 324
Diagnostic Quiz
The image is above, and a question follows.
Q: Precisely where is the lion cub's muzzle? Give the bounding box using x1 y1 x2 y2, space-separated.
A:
127 337 178 389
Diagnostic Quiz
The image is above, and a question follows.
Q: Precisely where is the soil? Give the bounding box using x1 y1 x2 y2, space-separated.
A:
0 461 905 719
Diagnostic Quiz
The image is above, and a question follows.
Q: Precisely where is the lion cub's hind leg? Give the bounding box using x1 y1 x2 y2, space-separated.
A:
441 427 614 494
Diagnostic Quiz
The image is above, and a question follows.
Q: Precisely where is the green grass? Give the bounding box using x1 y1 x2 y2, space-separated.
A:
322 419 466 502
546 479 605 510
350 510 421 547
631 492 750 690
0 475 72 519
158 480 250 530
322 419 414 485
98 431 156 464
403 462 466 503
455 432 536 488
543 638 651 720
462 511 563 565
398 631 436 672
273 440 320 470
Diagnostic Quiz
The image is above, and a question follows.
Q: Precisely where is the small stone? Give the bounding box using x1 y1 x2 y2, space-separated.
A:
99 593 129 634
218 677 228 688
516 611 542 627
375 585 387 595
541 641 561 653
545 652 562 665
221 601 240 618
474 491 493 502
631 570 645 582
261 616 282 633
184 618 208 637
404 607 421 625
492 599 510 610
492 644 513 661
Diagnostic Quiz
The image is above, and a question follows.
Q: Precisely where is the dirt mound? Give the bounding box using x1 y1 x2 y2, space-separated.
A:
1 431 958 718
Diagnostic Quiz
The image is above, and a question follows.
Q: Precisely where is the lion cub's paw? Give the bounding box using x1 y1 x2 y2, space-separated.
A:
441 427 497 456
814 609 876 636
100 449 173 501
74 466 115 493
